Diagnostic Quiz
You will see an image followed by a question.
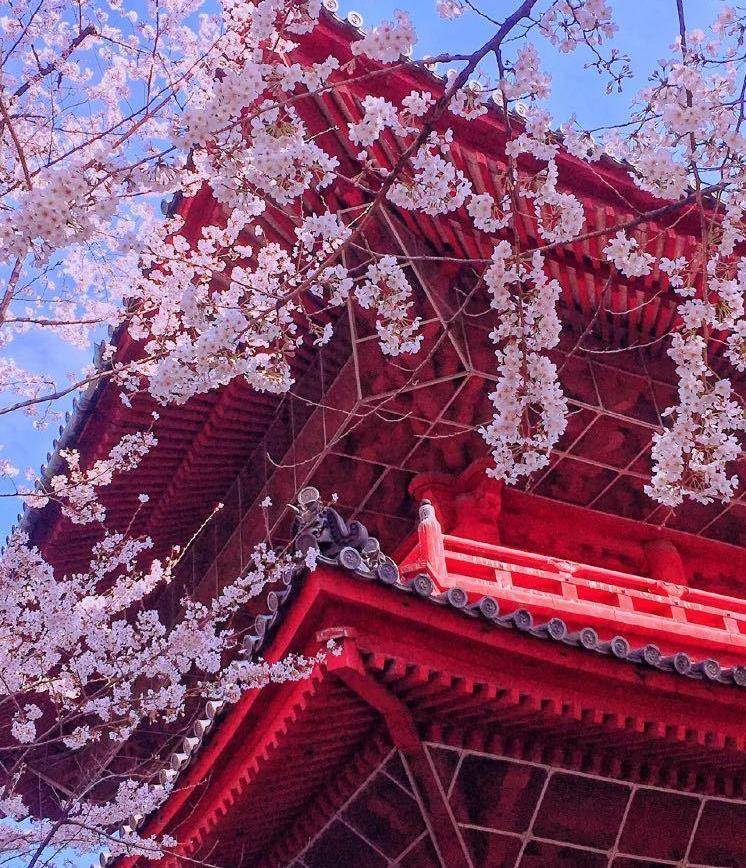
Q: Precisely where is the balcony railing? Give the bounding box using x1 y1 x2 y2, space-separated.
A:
400 502 746 663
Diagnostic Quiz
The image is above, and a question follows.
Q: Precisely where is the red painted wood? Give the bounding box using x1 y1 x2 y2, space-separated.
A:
329 643 471 868
400 487 746 663
129 557 746 865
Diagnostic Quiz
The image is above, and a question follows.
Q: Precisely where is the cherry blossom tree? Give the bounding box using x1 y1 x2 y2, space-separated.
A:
0 0 743 862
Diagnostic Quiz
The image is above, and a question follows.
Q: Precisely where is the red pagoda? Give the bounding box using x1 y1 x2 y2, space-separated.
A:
22 6 746 867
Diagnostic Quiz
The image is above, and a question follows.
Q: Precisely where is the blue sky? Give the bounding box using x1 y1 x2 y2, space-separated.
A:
353 0 724 129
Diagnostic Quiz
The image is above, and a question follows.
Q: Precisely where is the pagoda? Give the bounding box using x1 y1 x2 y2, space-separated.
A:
21 5 746 867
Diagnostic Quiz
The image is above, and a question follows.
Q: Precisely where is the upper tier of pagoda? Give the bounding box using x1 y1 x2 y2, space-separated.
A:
23 8 743 598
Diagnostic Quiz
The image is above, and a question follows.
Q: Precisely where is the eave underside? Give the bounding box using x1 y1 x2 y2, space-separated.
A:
277 740 746 868
141 570 746 868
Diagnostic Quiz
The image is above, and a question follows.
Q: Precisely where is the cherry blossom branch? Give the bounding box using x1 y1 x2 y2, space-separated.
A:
0 96 32 189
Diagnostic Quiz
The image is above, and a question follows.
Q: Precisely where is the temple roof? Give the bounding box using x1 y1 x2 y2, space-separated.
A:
109 492 746 867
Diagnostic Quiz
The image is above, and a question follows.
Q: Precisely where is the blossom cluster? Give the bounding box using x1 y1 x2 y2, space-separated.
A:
645 243 746 505
389 132 472 215
436 0 464 21
539 0 617 53
603 231 654 278
481 243 568 483
44 432 157 524
355 256 423 356
590 18 746 505
350 11 416 63
646 333 744 506
0 521 320 861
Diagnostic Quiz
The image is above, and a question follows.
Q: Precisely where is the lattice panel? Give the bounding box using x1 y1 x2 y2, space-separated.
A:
293 742 746 868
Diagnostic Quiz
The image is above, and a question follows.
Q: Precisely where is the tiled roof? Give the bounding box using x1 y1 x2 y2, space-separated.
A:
292 496 746 690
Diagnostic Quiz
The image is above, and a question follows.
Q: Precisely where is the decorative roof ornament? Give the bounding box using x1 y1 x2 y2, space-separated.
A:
418 499 437 523
292 486 399 583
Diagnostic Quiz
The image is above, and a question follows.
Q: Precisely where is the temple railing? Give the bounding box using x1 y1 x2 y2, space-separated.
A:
400 501 746 662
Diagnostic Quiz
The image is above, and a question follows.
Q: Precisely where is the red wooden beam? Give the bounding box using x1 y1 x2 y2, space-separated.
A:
328 640 472 868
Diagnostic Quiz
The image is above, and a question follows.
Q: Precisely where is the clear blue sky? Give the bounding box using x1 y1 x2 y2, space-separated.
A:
0 1 723 541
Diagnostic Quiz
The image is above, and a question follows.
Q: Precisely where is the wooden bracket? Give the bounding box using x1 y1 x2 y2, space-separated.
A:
327 640 472 868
